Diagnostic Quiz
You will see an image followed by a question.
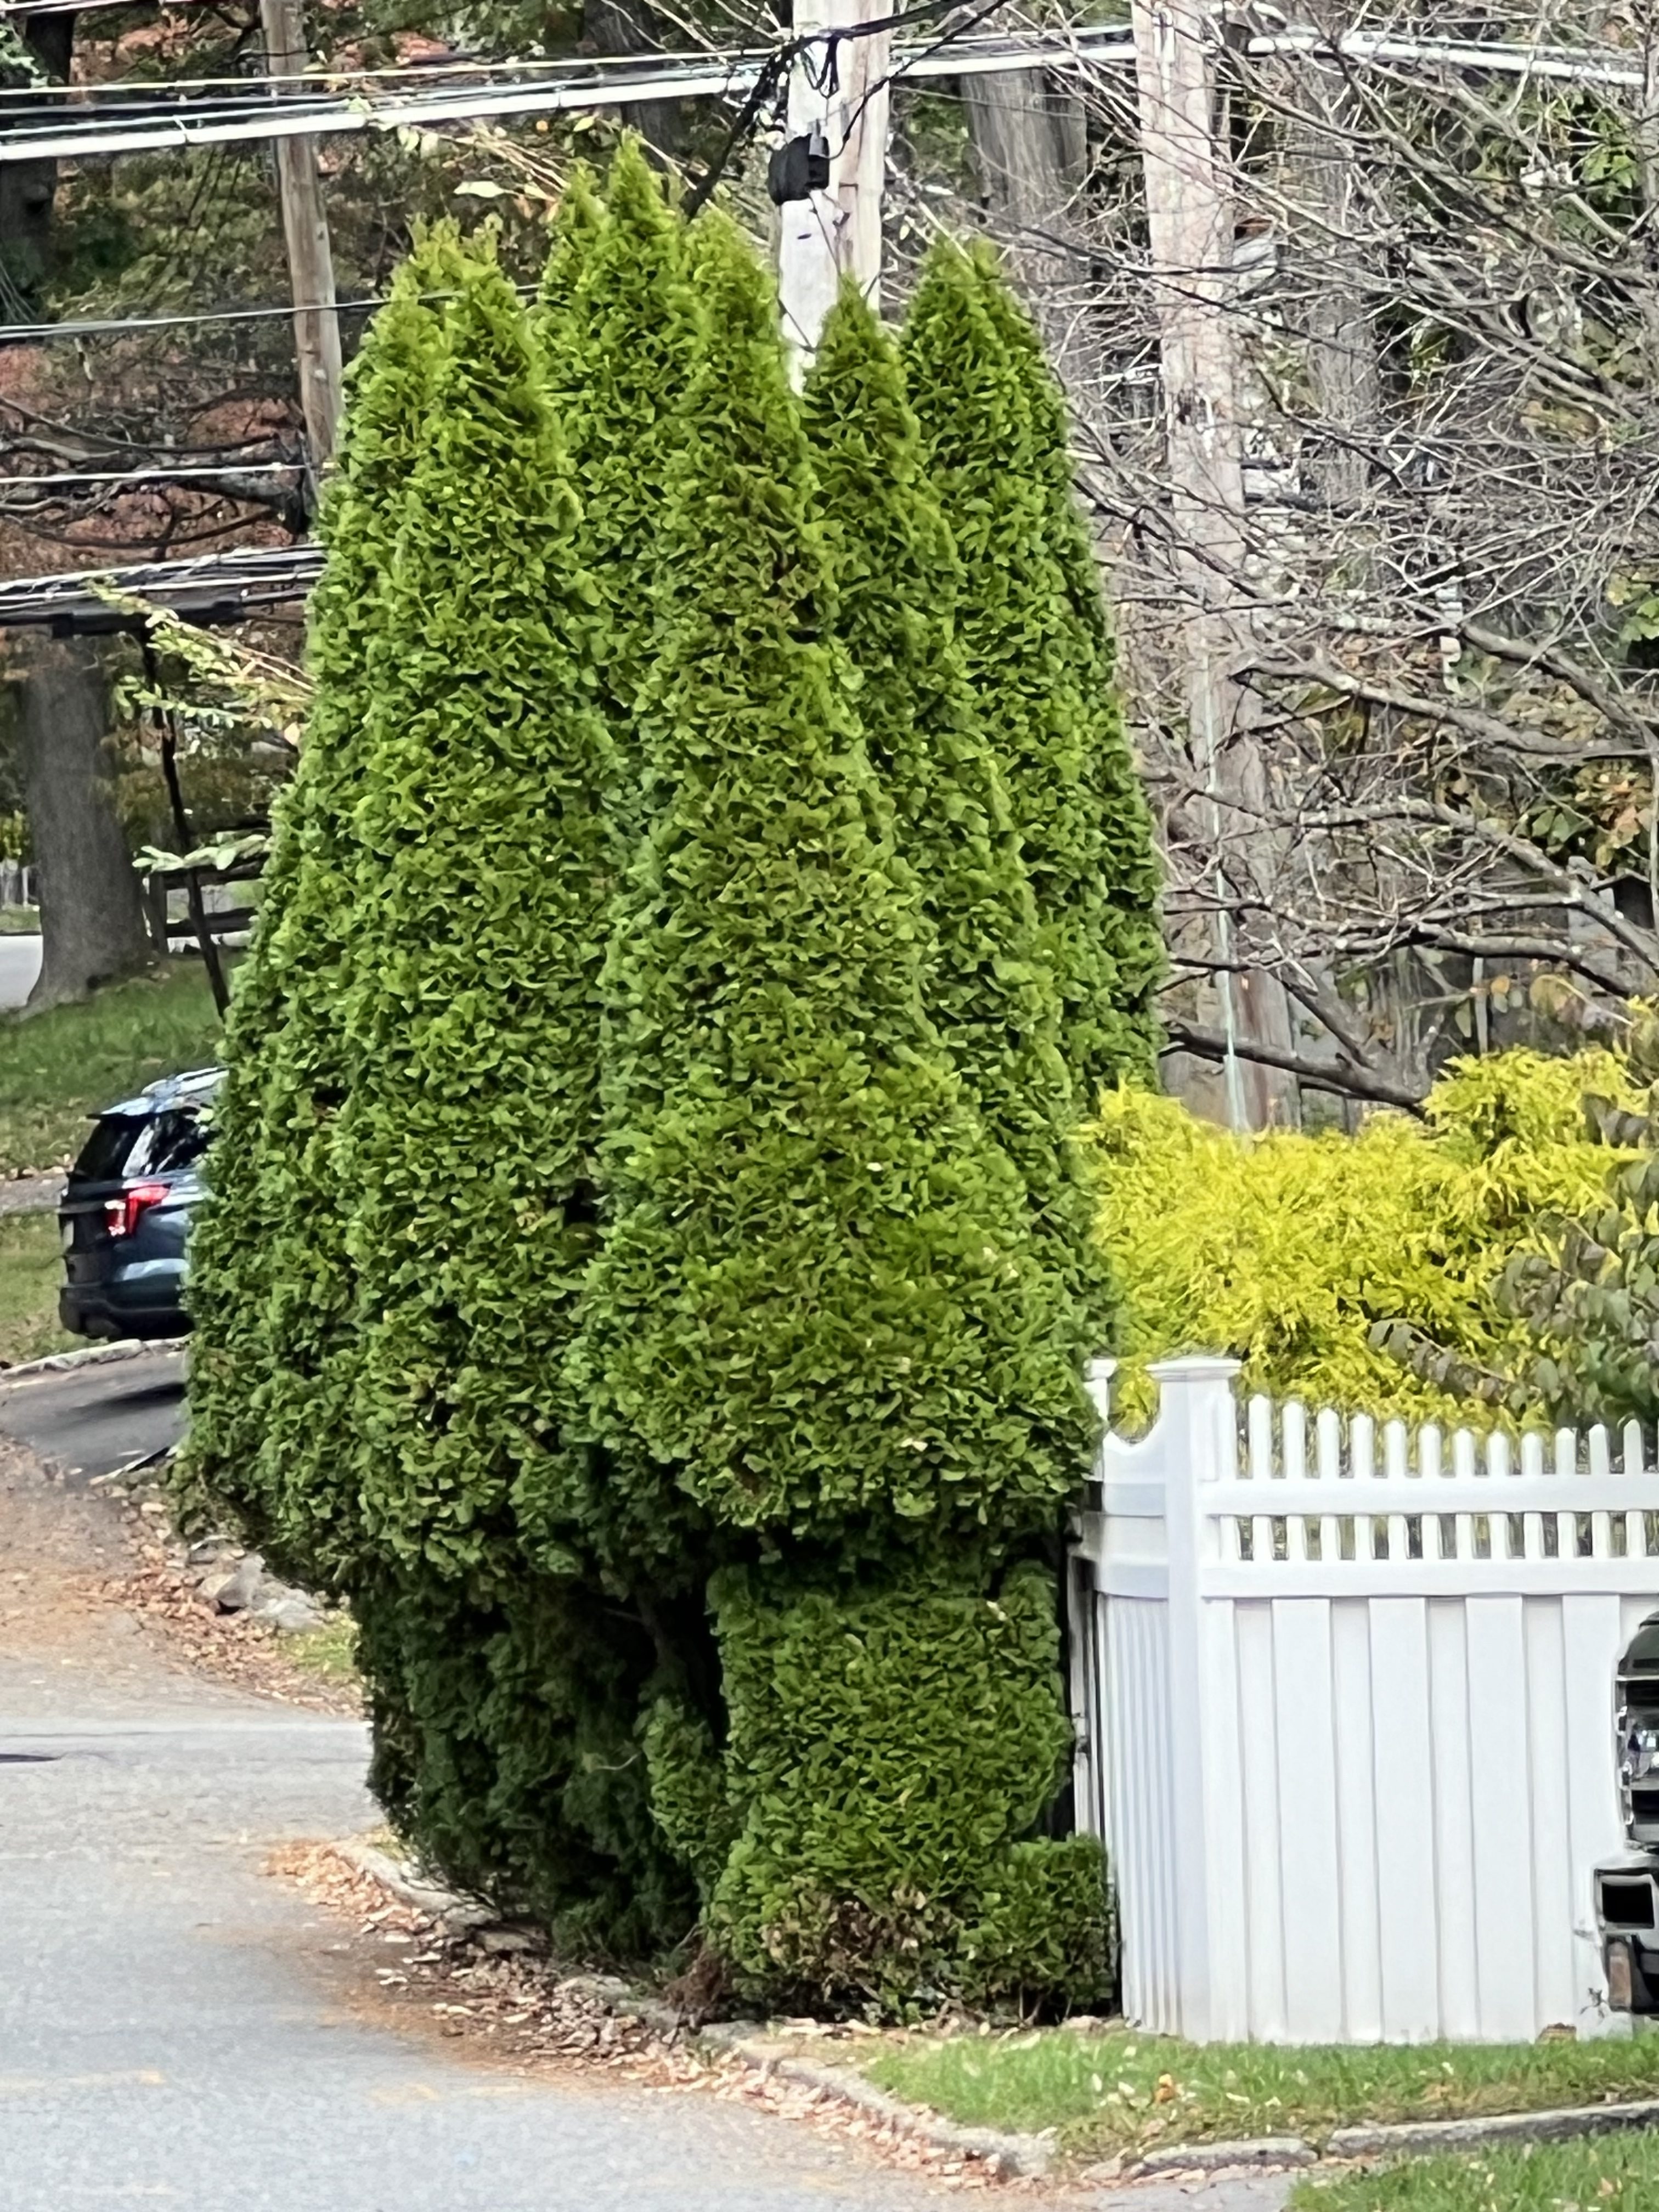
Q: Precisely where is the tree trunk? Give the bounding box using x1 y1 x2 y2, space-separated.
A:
14 635 153 1012
583 0 684 159
962 50 1086 357
0 12 74 319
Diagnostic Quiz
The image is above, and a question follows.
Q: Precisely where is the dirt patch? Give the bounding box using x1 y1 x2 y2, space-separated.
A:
269 1838 1022 2194
106 1501 362 1716
0 1430 359 1714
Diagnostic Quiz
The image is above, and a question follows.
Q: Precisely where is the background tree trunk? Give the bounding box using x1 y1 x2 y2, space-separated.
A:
14 635 153 1012
0 12 74 319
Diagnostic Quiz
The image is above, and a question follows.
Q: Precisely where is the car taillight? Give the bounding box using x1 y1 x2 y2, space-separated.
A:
104 1181 169 1239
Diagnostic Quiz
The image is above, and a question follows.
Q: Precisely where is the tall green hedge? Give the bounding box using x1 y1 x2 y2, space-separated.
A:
544 139 697 834
902 239 1162 1110
803 286 1102 1333
572 215 1090 1570
702 1561 1104 2011
328 243 691 1948
190 184 1147 2011
184 233 461 1583
333 247 611 1582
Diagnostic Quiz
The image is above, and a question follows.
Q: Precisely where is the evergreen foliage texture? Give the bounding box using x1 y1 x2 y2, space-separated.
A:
703 1560 1106 2010
332 246 611 1583
902 239 1163 1111
189 165 1164 2012
184 234 461 1582
802 285 1102 1333
572 216 1090 1568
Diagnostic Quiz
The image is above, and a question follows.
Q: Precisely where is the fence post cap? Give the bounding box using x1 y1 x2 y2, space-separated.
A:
1084 1356 1117 1424
1146 1353 1244 1386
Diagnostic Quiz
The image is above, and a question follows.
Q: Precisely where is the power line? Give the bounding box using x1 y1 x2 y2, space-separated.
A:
0 542 321 630
0 461 297 487
0 24 1138 162
0 295 383 344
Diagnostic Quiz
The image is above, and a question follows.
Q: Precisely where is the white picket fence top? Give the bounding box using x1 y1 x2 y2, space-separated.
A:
1085 1355 1659 1601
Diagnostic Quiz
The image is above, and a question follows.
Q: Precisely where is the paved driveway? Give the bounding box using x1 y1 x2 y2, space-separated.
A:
0 930 42 1009
0 1345 189 1481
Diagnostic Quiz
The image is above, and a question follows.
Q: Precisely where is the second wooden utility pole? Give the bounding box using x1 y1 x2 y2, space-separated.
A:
1130 0 1300 1130
259 0 343 482
777 0 890 376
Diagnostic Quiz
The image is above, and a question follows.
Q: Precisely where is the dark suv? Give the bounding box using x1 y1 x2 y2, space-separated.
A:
58 1066 222 1341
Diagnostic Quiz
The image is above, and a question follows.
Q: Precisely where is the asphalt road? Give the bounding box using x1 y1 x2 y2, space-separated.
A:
0 1345 189 1481
0 930 42 1009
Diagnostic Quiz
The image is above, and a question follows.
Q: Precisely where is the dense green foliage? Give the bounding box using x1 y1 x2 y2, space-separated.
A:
803 290 1102 1335
703 1561 1100 2011
186 237 459 1574
1085 1049 1650 1429
334 249 612 1582
540 141 698 837
902 240 1162 1110
572 217 1091 1570
189 168 1156 2012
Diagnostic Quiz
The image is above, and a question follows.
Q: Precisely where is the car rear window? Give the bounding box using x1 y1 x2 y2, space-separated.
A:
71 1108 208 1183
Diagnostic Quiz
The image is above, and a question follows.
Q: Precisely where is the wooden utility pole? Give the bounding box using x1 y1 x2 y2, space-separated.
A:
1130 0 1299 1130
777 0 890 376
259 0 343 482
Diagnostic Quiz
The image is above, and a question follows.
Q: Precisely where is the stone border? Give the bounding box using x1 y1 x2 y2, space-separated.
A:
321 1836 1659 2188
710 2035 1056 2179
0 1338 167 1385
1324 2098 1659 2159
327 1835 1053 2177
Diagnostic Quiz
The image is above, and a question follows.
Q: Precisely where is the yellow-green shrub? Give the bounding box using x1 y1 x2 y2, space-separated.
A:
1082 1049 1645 1427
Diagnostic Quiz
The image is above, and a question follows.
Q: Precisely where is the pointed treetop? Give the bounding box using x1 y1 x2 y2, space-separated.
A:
539 161 606 318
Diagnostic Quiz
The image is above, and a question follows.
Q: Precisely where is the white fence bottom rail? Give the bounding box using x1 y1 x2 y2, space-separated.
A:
1071 1356 1654 2044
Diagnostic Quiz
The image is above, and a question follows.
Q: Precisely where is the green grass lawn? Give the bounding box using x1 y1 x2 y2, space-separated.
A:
0 909 39 934
1293 2131 1659 2210
0 963 224 1175
859 2025 1659 2159
0 1211 77 1367
285 1616 360 1685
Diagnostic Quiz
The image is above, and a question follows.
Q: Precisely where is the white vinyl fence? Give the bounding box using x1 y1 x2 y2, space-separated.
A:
1069 1355 1659 2045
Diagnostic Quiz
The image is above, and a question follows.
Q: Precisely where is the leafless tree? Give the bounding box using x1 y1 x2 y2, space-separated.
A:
893 0 1659 1120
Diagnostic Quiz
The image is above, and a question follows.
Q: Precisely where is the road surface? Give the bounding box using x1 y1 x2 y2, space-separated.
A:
0 1344 189 1480
0 1381 1293 2212
0 930 42 1009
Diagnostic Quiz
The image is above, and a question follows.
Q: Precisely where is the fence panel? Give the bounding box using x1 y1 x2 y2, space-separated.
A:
1071 1356 1659 2042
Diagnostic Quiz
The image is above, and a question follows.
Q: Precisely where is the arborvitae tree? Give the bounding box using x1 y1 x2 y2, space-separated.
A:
902 239 1163 1111
572 214 1091 1573
534 161 605 362
972 256 1164 1085
334 251 691 1943
802 286 1101 1334
333 248 614 1584
182 234 462 1578
543 137 698 838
